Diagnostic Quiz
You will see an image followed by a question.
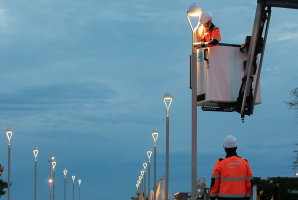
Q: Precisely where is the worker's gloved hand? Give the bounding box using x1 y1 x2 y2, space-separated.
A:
196 42 207 48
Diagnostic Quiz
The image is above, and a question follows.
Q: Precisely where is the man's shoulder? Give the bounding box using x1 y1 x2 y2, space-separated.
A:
218 157 226 162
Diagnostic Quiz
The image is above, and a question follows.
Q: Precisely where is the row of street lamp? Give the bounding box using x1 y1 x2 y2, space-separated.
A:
135 92 173 200
4 129 82 200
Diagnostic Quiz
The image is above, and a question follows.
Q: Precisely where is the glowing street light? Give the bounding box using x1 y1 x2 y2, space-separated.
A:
49 179 53 200
187 3 202 200
6 128 13 200
33 147 39 200
163 91 173 200
52 159 57 200
141 169 146 195
78 179 81 200
48 156 54 200
152 129 159 200
72 175 75 200
143 162 147 197
63 169 67 200
147 148 152 200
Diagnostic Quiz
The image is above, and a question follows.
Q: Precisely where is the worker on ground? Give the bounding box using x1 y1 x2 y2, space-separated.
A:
195 12 221 48
210 135 253 200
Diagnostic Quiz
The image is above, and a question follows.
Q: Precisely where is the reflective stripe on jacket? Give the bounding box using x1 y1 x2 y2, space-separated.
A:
195 23 221 47
210 152 253 200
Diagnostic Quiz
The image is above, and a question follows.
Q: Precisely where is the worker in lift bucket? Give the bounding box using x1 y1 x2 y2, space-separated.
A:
195 12 221 48
210 135 253 200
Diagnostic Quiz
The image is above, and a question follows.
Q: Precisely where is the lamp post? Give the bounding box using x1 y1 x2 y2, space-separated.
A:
33 148 39 200
136 184 139 193
78 179 81 200
164 91 173 200
52 159 56 200
137 180 141 193
143 162 147 197
63 169 67 200
48 156 54 200
152 130 159 200
147 149 152 200
49 179 53 200
187 3 202 200
141 170 145 194
72 175 75 200
6 128 13 200
139 175 142 193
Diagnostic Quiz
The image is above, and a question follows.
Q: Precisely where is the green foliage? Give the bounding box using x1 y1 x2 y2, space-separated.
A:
0 164 9 197
253 177 298 200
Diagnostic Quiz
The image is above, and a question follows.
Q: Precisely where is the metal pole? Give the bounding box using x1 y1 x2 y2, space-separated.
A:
144 171 146 197
53 169 55 200
35 156 37 200
154 141 157 200
64 175 66 200
79 185 81 200
73 180 74 200
49 155 52 200
50 183 51 200
165 109 169 200
148 158 150 200
191 31 198 200
8 140 10 200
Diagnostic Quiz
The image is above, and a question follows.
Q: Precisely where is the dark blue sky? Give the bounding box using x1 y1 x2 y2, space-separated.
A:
0 0 298 199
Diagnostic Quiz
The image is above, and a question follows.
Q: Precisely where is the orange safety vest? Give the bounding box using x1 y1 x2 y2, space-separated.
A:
195 23 221 47
210 153 253 200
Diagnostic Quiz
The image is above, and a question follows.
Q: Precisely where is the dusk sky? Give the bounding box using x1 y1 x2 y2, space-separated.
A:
0 0 298 199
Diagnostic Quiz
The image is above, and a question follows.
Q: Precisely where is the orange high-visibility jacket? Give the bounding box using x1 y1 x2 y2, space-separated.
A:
195 23 221 47
210 153 253 200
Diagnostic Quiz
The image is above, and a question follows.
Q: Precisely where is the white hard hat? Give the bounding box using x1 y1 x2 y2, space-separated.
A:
199 12 213 24
223 135 238 148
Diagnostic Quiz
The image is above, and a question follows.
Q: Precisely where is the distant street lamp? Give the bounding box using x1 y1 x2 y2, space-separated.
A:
6 128 13 200
136 184 139 193
33 147 39 200
141 170 145 194
78 179 81 200
52 159 56 200
143 162 147 197
49 179 53 200
187 3 202 200
147 148 152 200
72 175 75 200
152 130 159 200
48 156 54 200
164 91 173 200
63 169 67 200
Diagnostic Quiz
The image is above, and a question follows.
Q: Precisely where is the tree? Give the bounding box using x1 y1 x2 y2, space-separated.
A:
285 87 298 173
285 87 298 114
0 164 9 197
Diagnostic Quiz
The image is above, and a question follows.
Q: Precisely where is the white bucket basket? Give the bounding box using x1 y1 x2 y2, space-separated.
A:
196 44 261 107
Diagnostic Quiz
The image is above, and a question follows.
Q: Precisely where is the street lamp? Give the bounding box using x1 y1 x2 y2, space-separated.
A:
49 179 53 200
63 169 67 200
143 161 147 197
72 174 75 200
6 128 13 200
48 156 54 200
152 129 159 200
141 169 145 194
147 148 152 200
187 3 202 200
78 179 81 200
33 147 39 200
163 91 173 200
52 159 56 200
